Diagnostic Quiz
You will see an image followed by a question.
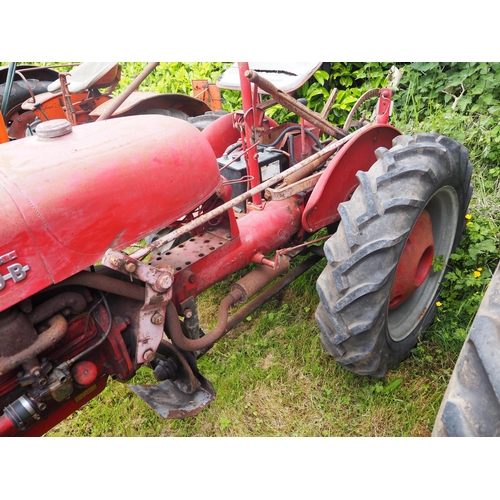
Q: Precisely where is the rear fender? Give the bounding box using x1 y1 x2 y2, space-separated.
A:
302 124 401 232
89 92 211 119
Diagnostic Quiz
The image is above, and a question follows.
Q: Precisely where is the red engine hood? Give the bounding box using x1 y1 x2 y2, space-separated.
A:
0 115 221 312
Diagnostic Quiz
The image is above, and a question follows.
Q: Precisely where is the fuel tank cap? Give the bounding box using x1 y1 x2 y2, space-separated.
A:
36 119 73 139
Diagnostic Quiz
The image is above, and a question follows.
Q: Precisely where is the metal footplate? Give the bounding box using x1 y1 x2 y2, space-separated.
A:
128 340 215 419
129 376 215 419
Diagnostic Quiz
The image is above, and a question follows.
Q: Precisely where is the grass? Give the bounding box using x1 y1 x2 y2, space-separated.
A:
47 179 494 438
47 260 458 437
47 169 498 437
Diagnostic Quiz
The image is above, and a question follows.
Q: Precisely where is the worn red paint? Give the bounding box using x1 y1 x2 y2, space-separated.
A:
389 210 434 309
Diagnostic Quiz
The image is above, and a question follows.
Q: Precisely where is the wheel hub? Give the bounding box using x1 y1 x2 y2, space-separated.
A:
389 210 434 309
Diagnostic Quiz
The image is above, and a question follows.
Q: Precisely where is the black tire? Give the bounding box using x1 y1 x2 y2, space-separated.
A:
0 79 53 118
188 110 228 131
144 107 190 121
432 263 500 437
315 133 473 378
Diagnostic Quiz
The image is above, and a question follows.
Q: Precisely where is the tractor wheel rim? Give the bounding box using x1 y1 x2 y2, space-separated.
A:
388 186 459 342
389 210 435 310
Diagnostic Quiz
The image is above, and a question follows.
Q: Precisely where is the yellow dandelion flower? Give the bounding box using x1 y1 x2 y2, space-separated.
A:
436 301 442 307
466 221 472 226
465 214 472 220
478 268 483 271
474 270 481 278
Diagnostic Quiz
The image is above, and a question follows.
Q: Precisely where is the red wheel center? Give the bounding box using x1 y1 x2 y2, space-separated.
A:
389 210 434 310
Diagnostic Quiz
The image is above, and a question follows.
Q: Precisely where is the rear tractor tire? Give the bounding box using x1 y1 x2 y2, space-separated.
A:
315 133 473 378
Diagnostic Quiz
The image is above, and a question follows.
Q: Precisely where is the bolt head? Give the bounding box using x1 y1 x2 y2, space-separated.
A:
143 350 155 363
124 261 137 273
109 256 120 267
157 275 172 291
151 313 164 325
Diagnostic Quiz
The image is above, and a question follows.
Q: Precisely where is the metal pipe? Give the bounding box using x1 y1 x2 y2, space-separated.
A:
0 314 67 375
95 62 159 121
167 258 290 351
245 70 347 139
45 270 145 302
230 256 290 301
167 291 242 352
27 292 87 325
168 253 322 352
225 253 322 331
131 125 368 261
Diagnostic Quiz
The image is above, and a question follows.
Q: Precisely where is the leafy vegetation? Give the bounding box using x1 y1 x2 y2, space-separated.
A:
6 61 498 436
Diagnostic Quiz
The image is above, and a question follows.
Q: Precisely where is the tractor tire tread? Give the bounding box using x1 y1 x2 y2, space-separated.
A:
433 264 500 436
316 132 473 378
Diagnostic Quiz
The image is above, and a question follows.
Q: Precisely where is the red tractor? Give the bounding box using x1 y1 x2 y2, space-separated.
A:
0 62 472 436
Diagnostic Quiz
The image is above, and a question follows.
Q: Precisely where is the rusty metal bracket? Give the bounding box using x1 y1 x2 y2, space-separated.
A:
58 73 78 126
265 170 323 201
129 340 215 419
102 249 174 364
245 70 347 139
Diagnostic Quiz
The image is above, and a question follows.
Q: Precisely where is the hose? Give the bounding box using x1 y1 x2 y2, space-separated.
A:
1 62 17 118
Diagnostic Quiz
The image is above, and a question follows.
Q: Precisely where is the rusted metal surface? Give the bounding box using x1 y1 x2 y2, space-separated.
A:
167 255 315 353
230 256 290 302
192 79 222 111
154 341 199 393
0 307 37 357
129 376 215 419
58 73 78 125
129 339 216 419
27 291 87 325
265 171 322 201
103 249 175 364
0 314 67 375
343 88 381 131
90 92 211 119
320 87 338 119
280 150 330 188
225 254 323 332
46 270 145 302
167 292 242 352
103 250 174 294
245 70 346 139
95 62 159 121
7 110 37 139
148 231 231 274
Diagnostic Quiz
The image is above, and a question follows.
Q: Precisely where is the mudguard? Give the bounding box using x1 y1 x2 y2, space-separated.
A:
89 92 211 119
302 124 401 232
